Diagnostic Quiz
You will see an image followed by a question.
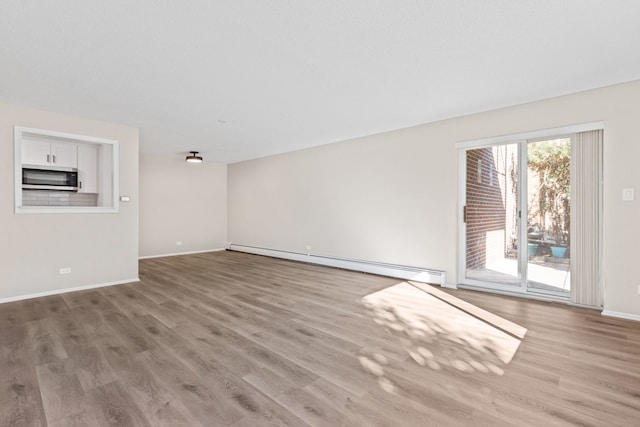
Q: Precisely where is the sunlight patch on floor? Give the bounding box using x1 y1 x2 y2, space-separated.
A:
360 281 526 393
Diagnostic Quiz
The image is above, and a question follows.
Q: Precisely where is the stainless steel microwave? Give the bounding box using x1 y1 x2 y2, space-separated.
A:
22 165 79 191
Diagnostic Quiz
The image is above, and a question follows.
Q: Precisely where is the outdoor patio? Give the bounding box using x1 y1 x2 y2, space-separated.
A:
467 256 570 294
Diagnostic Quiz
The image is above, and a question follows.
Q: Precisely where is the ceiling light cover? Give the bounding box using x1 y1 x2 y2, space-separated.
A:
185 151 203 163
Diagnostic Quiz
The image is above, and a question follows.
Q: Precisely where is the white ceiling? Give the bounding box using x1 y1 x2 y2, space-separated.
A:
2 1 640 163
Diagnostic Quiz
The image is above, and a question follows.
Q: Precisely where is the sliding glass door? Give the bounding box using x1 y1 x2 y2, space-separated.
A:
459 138 571 297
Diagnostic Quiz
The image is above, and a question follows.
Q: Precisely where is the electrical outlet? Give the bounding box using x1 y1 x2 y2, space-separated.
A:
176 241 183 246
59 267 71 275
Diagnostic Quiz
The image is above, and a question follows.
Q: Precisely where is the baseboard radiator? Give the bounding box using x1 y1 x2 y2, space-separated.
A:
228 244 446 286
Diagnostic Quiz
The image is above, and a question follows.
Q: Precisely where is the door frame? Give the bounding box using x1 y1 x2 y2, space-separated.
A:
456 122 604 297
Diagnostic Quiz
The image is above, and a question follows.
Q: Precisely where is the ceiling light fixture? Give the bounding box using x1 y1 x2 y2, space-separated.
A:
185 151 203 163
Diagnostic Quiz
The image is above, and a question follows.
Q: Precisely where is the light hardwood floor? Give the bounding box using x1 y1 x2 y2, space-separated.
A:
1 250 639 426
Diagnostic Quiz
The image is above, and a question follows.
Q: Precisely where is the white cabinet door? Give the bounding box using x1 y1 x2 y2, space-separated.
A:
51 142 78 168
21 140 78 168
21 139 52 166
77 144 98 193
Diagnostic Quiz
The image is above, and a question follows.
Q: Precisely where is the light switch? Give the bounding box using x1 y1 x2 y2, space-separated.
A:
120 196 131 202
622 188 634 201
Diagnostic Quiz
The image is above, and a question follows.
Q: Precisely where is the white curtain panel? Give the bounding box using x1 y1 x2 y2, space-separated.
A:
570 129 603 308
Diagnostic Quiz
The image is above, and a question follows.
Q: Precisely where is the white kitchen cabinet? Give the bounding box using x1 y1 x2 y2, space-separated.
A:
21 139 51 166
77 144 98 193
51 142 78 168
21 139 78 168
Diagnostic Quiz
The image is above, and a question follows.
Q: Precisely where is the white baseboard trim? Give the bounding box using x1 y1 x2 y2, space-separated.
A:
0 277 140 304
602 310 640 322
139 248 226 260
442 282 458 290
228 244 446 286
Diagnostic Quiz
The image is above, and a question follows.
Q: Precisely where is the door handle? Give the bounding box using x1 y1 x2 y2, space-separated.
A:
79 181 82 189
52 154 56 163
47 154 50 163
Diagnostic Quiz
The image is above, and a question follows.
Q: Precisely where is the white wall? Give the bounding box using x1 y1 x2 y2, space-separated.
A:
139 155 227 258
0 104 139 301
228 79 640 317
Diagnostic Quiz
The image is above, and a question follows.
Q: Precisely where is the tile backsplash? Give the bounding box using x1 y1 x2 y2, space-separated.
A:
23 190 98 207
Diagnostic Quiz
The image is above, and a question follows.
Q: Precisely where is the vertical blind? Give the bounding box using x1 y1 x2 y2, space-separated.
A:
570 129 603 308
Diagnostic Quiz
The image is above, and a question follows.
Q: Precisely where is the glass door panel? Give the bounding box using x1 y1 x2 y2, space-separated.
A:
464 144 521 287
526 138 571 294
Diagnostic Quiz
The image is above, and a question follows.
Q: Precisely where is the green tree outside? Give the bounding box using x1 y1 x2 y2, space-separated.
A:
528 139 570 246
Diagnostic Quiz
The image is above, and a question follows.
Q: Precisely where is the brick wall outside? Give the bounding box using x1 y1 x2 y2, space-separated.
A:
466 145 518 270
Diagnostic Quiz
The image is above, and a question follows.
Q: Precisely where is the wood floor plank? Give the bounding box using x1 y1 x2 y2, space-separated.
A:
170 316 319 388
135 347 247 425
35 359 90 425
43 309 119 393
0 325 47 427
2 250 640 426
134 314 309 426
85 380 152 427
